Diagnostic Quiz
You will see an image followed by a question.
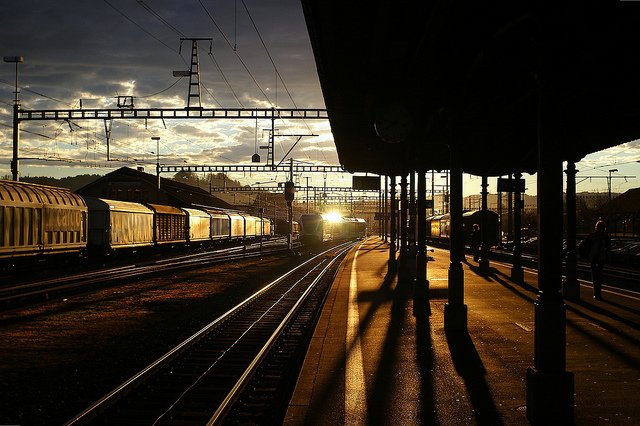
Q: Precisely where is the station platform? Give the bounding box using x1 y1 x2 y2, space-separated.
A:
285 237 640 425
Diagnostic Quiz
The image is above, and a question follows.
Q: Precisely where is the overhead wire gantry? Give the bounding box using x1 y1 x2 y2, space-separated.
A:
7 37 331 180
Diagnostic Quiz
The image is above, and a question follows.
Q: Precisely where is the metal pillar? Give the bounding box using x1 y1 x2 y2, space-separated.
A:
431 170 435 215
498 186 503 246
152 136 161 190
398 174 409 281
288 158 294 251
306 177 310 214
479 176 490 270
444 161 466 331
512 172 524 282
378 188 383 237
526 76 574 424
408 172 417 280
5 56 23 182
563 162 579 300
507 174 513 243
384 176 388 242
414 170 429 315
389 175 397 272
11 104 20 181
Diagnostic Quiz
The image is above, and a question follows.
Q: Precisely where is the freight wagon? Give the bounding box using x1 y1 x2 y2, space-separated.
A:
0 180 274 262
85 198 154 251
0 180 87 259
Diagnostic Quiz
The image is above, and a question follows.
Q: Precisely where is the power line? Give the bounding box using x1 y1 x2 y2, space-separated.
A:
240 1 315 133
103 0 180 55
130 1 238 110
198 0 273 107
206 51 244 107
137 77 185 98
0 78 72 106
136 0 186 38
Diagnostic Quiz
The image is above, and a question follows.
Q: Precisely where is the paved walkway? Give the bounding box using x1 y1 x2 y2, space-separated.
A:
285 237 640 425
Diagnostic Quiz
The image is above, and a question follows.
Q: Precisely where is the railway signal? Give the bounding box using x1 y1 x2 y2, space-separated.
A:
284 181 295 202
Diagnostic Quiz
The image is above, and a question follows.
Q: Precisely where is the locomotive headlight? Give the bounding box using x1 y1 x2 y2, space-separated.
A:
322 211 343 223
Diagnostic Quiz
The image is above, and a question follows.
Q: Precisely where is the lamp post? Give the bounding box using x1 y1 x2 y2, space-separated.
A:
608 168 618 202
441 173 449 214
4 56 24 181
151 136 160 189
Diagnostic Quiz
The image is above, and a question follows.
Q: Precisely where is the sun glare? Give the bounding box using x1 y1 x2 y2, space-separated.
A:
322 211 343 223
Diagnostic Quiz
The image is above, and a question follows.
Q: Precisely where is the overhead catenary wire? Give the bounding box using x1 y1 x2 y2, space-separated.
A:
197 0 323 164
137 77 185 99
207 52 244 108
0 78 73 107
136 0 186 38
136 1 242 109
103 0 179 54
103 0 189 68
3 3 330 174
240 0 315 135
198 0 273 107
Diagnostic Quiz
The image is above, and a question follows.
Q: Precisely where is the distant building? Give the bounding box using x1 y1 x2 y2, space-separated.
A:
608 188 640 237
75 167 233 209
576 191 618 209
461 193 536 213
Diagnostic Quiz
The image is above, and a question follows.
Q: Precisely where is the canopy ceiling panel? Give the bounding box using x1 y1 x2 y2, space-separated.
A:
301 1 640 176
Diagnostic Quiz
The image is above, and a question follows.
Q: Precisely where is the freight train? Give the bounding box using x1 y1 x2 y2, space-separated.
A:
0 179 272 262
273 218 301 239
299 213 367 245
425 209 499 247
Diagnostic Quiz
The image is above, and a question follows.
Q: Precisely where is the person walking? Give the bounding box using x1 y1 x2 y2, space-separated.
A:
471 223 481 262
588 220 611 299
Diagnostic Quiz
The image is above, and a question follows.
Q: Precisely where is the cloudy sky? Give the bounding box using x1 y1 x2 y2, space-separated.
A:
1 0 639 197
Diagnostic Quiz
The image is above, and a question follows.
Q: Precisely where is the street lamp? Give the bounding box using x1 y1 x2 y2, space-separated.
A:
152 136 160 189
608 168 618 202
4 56 24 181
4 56 23 105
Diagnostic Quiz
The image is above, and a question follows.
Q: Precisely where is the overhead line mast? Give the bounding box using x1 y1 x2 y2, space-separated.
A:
173 38 212 110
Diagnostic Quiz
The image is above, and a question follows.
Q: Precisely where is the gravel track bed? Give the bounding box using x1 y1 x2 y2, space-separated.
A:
0 252 307 425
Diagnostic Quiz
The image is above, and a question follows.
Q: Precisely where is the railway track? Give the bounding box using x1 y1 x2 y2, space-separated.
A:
1 238 296 311
489 249 639 290
65 240 355 425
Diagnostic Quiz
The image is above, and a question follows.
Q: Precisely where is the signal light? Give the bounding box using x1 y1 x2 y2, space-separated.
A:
284 181 295 201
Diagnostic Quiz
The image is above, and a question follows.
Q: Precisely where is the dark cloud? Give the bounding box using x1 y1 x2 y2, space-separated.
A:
0 0 328 178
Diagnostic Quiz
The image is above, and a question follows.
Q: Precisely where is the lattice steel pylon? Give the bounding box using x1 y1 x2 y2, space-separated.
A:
174 38 212 110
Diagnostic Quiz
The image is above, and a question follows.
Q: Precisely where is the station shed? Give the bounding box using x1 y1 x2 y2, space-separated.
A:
301 2 640 423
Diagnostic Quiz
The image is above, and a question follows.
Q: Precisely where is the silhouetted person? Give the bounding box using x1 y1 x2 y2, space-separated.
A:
471 223 481 262
588 220 611 299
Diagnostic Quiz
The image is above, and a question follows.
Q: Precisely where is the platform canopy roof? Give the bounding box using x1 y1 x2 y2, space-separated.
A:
301 1 640 176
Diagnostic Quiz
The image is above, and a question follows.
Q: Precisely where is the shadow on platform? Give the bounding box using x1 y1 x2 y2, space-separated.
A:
445 325 504 425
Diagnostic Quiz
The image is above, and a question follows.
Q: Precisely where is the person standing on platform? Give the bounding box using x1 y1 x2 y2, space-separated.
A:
588 220 611 299
471 223 481 262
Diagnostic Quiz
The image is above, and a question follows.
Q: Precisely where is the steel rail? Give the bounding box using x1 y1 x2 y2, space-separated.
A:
65 241 352 425
207 242 353 424
1 240 293 310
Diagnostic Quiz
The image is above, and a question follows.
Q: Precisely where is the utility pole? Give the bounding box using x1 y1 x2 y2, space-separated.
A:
4 56 24 181
575 171 635 203
286 158 294 250
306 176 310 213
608 168 618 202
152 136 160 189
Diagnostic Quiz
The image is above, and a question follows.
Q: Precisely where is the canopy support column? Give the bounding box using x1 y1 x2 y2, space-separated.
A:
563 162 579 300
445 162 466 332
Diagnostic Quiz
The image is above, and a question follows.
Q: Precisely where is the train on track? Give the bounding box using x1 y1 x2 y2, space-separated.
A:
425 209 500 247
273 218 301 239
0 179 272 262
299 213 367 245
